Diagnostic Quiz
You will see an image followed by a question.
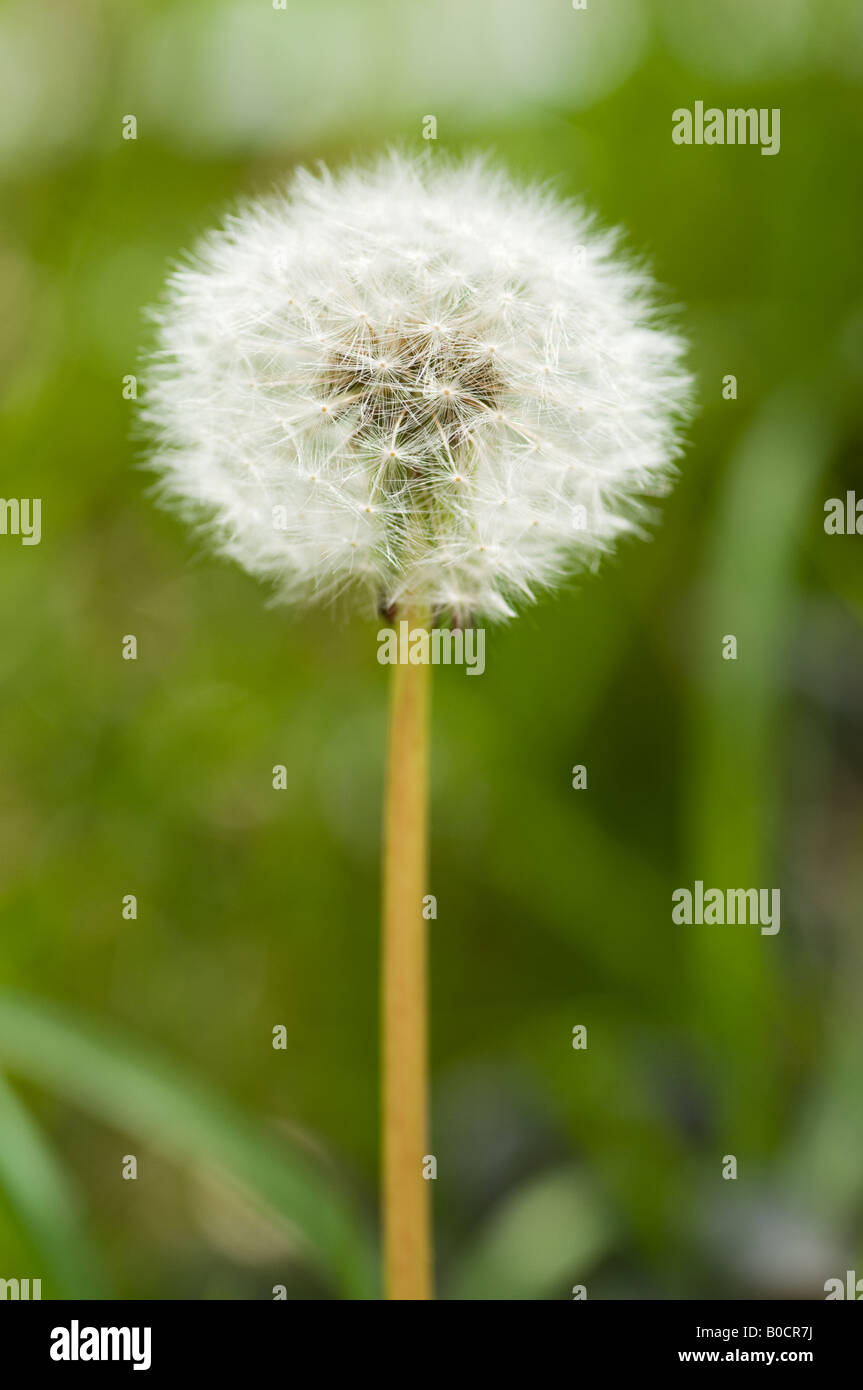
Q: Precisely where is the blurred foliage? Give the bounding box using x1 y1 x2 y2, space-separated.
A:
0 0 861 1298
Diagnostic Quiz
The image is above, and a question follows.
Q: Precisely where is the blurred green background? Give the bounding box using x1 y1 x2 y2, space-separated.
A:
1 0 862 1300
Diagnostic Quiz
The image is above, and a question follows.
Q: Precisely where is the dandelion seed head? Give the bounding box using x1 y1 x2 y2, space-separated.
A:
144 151 692 621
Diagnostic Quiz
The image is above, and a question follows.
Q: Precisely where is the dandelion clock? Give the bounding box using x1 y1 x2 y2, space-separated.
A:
144 151 692 1300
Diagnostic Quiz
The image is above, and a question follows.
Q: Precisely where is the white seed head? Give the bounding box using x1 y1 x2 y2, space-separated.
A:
144 152 692 621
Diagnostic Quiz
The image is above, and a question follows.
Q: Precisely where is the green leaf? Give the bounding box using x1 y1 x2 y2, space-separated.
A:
0 1073 106 1297
0 992 377 1299
444 1165 612 1300
685 390 832 1145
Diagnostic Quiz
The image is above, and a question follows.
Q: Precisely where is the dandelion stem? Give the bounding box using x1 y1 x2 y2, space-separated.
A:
381 604 432 1300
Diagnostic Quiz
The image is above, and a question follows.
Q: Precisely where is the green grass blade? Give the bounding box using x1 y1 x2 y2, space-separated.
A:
685 390 831 1146
444 1165 612 1301
0 992 376 1299
0 1072 106 1297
